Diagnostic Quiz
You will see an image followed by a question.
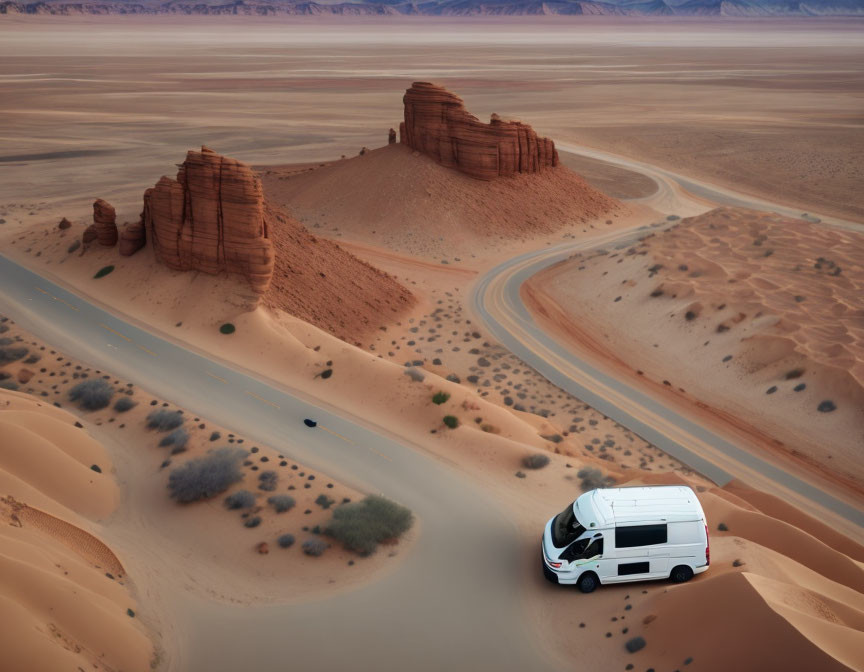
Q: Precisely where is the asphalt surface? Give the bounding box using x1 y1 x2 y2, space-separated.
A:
472 146 864 533
0 255 556 672
1 143 861 670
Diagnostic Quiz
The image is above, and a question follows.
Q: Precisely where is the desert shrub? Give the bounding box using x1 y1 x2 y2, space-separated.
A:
302 538 328 557
244 516 262 528
625 636 646 653
258 470 278 491
277 534 295 549
68 379 114 411
268 494 295 513
219 323 235 335
717 522 729 531
147 409 184 431
94 265 114 279
817 400 837 413
113 396 137 413
159 427 188 449
224 490 256 510
315 494 334 509
523 454 550 470
67 240 81 254
0 347 28 364
167 447 247 503
404 367 425 383
326 495 413 556
577 467 615 491
209 431 221 441
432 391 450 405
442 415 459 429
0 380 20 391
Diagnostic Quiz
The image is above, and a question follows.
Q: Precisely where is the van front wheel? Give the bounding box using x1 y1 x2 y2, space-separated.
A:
577 572 599 593
670 565 694 583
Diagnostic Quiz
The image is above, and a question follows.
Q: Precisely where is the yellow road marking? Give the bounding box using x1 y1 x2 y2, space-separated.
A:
206 371 228 384
318 424 354 445
99 323 132 342
137 344 157 357
245 390 280 409
35 286 49 295
57 298 79 312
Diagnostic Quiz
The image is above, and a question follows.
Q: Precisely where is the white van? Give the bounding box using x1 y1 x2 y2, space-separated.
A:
541 485 710 592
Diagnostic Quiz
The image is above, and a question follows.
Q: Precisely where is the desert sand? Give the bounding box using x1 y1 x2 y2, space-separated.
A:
1 19 863 672
1 18 862 229
525 207 864 498
0 388 154 671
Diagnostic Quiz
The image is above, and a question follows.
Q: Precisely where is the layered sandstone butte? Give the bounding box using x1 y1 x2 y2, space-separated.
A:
83 198 118 246
399 82 558 181
142 147 275 295
118 220 146 257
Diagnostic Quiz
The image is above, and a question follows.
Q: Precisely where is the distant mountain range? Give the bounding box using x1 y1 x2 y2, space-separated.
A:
2 0 863 15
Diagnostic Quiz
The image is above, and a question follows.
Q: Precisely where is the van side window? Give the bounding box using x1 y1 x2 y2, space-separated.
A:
561 537 603 562
615 524 667 548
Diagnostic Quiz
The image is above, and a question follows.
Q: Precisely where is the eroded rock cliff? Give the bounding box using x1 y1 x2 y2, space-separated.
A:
399 82 558 181
141 147 275 295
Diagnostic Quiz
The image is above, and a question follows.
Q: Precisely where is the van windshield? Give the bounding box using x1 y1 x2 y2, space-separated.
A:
551 502 585 548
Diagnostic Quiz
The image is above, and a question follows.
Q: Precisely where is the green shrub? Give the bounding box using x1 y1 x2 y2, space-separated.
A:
326 495 413 556
277 533 295 548
94 265 115 279
523 454 550 470
432 391 450 405
0 380 19 390
244 516 262 528
0 347 29 364
67 240 81 254
302 538 328 556
315 494 334 509
442 415 459 429
159 427 188 449
167 448 247 503
147 409 183 431
225 490 256 509
258 470 278 492
219 323 236 335
68 379 114 410
113 396 137 412
577 467 615 491
268 494 295 513
625 636 646 653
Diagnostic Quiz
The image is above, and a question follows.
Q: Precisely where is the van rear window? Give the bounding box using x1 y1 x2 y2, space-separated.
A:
551 503 585 548
615 524 667 548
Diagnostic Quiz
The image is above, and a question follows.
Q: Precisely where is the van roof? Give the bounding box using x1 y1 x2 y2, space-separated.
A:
574 486 705 529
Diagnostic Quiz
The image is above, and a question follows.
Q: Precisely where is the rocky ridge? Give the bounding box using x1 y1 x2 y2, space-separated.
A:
400 82 558 181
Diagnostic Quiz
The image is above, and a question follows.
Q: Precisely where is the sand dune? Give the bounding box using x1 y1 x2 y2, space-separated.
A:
261 143 622 260
0 390 153 672
526 206 864 493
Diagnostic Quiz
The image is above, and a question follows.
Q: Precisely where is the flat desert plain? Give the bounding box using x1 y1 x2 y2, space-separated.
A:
1 17 863 228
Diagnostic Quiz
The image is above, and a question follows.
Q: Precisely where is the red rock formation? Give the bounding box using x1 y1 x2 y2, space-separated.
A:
141 147 274 295
82 225 98 245
92 199 118 246
58 217 71 230
399 82 558 181
388 128 397 144
118 221 146 257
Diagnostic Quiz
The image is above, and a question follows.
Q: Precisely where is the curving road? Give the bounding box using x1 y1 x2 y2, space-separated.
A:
471 146 864 536
0 255 555 672
1 141 862 671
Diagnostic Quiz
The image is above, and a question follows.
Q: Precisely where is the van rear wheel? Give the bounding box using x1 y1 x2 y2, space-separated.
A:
670 565 694 583
577 572 599 593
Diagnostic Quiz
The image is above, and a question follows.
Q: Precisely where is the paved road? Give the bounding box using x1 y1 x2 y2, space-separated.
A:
0 255 556 672
471 147 864 535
